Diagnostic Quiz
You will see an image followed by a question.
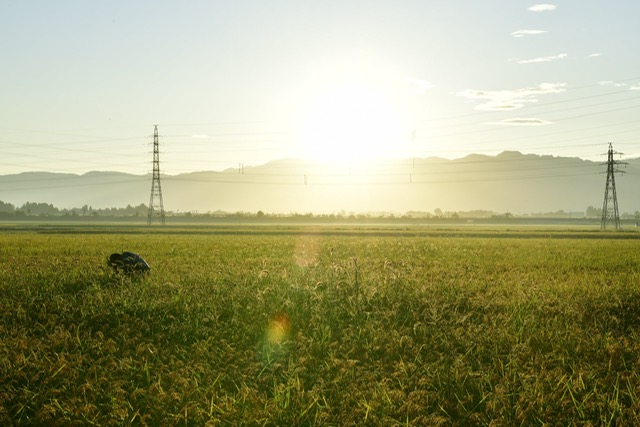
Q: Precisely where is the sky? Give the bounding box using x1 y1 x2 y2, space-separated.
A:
2 0 640 176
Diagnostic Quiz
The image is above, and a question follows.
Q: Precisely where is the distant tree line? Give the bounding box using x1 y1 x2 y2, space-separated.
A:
1 200 640 220
0 200 148 217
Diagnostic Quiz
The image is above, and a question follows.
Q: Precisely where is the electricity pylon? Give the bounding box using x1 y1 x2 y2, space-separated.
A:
147 124 166 225
601 143 626 230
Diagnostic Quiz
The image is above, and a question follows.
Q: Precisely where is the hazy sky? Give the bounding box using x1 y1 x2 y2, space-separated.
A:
2 1 640 175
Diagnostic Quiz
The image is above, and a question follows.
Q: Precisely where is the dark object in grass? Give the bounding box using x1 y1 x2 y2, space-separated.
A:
109 252 151 274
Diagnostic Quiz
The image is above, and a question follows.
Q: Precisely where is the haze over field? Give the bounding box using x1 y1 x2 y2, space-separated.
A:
1 152 639 215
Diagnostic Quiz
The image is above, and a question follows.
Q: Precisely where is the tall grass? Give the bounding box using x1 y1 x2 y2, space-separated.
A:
1 231 639 425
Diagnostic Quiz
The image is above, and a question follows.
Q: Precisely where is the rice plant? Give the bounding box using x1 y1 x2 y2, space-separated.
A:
0 228 639 425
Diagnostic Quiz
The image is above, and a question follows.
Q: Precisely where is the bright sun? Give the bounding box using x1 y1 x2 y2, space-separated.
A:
297 78 408 165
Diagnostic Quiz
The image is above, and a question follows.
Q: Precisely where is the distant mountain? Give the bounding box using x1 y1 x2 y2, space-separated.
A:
0 171 150 211
1 152 639 214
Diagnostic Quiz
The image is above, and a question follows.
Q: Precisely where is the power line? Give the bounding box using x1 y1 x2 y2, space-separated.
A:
2 81 640 175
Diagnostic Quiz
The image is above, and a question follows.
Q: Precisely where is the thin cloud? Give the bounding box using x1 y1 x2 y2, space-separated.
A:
404 77 435 94
512 29 547 38
191 134 209 139
602 80 640 91
586 53 602 59
485 118 553 126
528 4 557 12
458 82 566 111
599 81 626 88
517 53 567 64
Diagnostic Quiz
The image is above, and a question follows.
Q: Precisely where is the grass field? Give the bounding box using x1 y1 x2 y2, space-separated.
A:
1 225 640 425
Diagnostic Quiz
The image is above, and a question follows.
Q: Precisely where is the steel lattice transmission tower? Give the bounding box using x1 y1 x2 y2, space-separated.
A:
601 143 626 230
147 124 166 225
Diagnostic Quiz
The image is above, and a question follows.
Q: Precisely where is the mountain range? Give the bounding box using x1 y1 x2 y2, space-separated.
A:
1 151 639 215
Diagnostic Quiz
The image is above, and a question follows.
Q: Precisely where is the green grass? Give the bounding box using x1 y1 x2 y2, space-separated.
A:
1 229 640 425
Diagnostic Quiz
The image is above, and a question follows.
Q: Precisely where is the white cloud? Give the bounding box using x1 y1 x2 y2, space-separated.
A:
517 53 567 64
586 53 602 59
485 118 553 126
599 81 626 87
404 77 435 94
512 29 547 38
457 83 566 111
630 84 640 91
528 4 557 12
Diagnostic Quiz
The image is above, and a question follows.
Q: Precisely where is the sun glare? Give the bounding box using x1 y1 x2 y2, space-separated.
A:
297 78 408 165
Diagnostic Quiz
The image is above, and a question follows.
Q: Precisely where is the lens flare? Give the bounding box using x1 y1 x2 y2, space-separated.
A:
266 313 291 345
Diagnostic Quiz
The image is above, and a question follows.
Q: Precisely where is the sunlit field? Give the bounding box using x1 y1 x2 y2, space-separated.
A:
1 226 640 425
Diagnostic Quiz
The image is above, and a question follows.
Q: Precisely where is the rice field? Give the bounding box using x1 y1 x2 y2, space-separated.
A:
1 226 640 425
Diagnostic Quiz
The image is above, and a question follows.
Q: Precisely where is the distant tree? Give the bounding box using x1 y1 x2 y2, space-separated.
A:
405 211 432 219
586 206 602 218
18 202 58 216
0 200 15 213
